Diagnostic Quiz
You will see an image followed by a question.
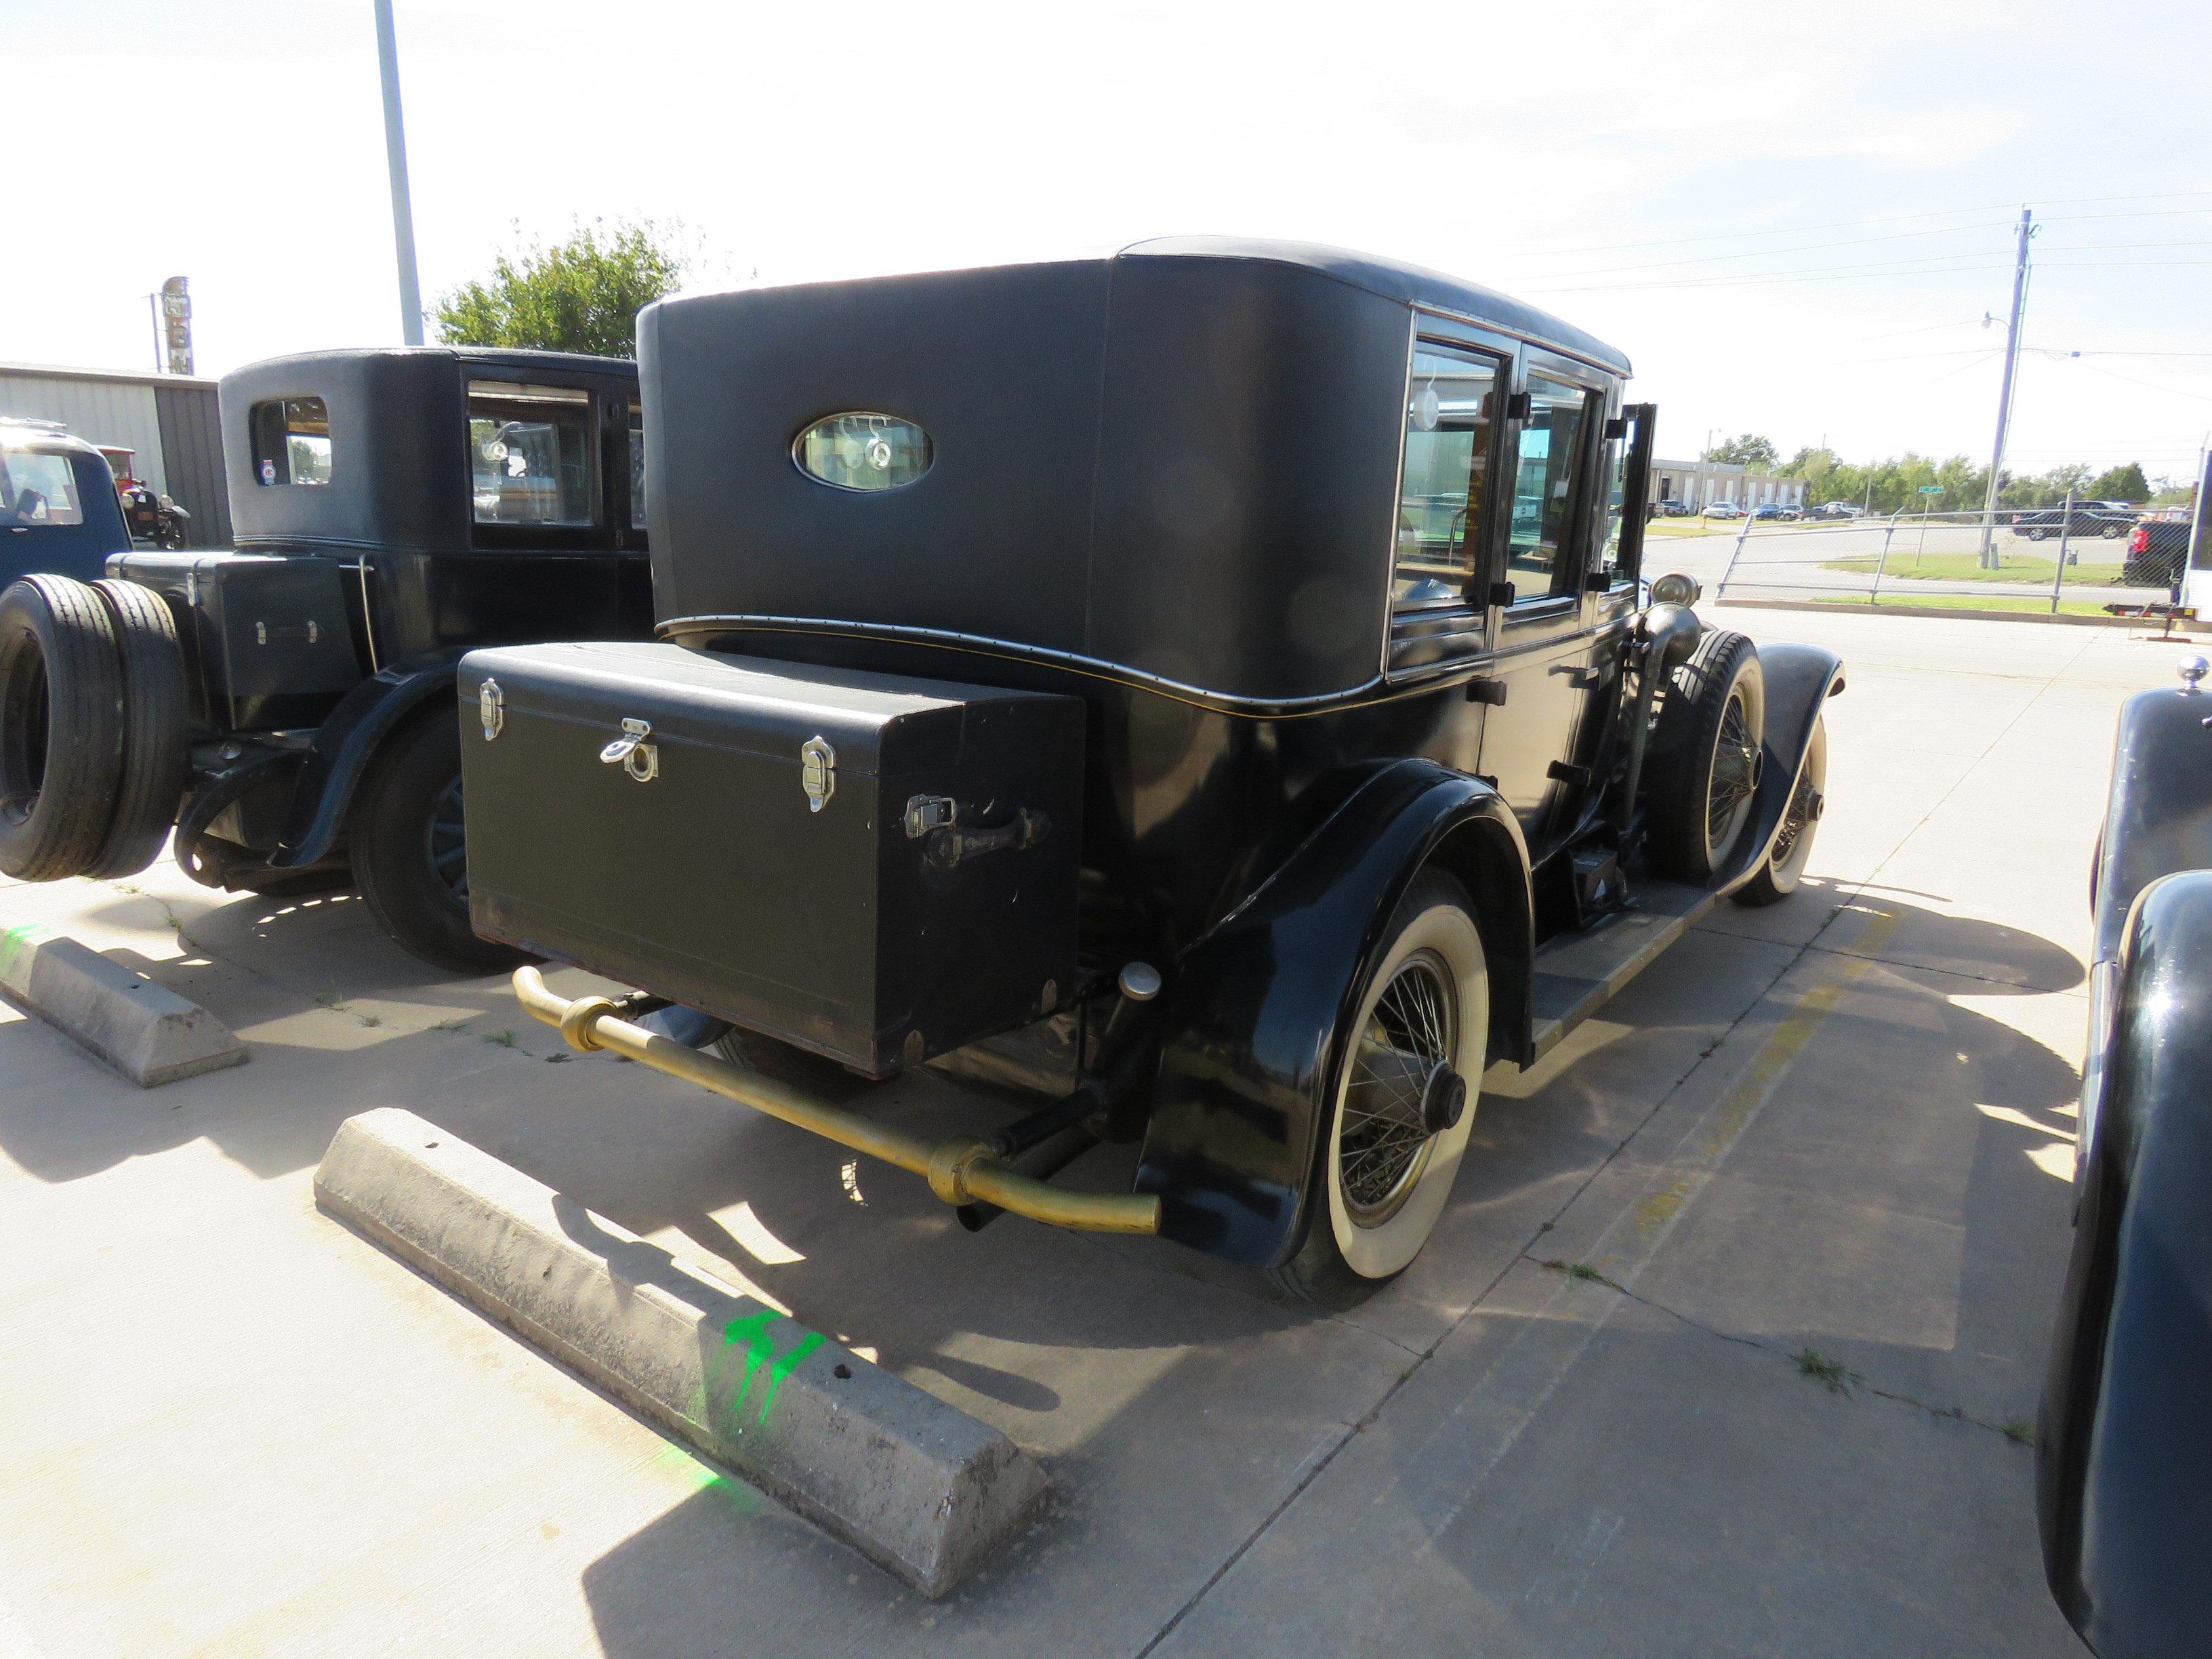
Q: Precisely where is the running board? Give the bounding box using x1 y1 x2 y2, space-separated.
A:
1520 880 1717 1064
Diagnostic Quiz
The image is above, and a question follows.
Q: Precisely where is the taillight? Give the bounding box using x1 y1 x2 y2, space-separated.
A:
2129 525 2149 554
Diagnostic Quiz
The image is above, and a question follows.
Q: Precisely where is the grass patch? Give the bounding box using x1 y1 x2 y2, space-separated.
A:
1544 1258 1605 1284
1809 592 2118 617
1645 520 1732 538
484 1029 518 1048
1818 550 2108 586
1793 1346 1857 1395
2002 1419 2035 1446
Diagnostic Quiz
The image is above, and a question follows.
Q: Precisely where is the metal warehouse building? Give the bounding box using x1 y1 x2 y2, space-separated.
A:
0 363 229 546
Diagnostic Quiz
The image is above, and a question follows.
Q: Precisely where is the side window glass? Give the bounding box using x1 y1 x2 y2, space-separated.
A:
1393 344 1499 610
249 396 332 487
1598 417 1631 585
1505 373 1597 602
628 405 647 530
468 381 596 526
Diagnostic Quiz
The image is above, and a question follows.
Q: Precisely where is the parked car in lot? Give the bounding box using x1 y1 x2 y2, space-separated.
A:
0 347 653 966
1703 499 1744 519
2 419 131 586
2039 652 2212 1658
1817 501 1863 519
1751 503 1788 521
1654 497 1692 516
468 239 1843 1305
2018 505 2133 541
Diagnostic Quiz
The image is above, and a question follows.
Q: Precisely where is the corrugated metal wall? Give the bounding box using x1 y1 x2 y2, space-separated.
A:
1 370 230 547
0 373 167 494
152 382 228 546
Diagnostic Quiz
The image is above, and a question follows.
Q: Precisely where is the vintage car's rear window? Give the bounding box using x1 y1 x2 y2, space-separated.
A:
1394 344 1500 609
250 396 333 487
1504 373 1599 603
793 412 932 492
0 450 86 525
468 381 595 526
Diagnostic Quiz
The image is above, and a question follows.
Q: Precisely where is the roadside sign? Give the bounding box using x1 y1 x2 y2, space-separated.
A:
1919 485 1943 494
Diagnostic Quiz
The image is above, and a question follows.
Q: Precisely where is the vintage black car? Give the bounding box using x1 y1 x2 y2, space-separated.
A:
0 346 651 967
2038 651 2212 1658
2 419 131 586
467 240 1842 1303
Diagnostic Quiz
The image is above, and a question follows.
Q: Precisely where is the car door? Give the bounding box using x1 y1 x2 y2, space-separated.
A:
1475 352 1614 864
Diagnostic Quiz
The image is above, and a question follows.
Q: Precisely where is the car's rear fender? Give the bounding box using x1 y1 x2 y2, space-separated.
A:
2038 869 2212 1655
266 649 466 867
1133 760 1531 1266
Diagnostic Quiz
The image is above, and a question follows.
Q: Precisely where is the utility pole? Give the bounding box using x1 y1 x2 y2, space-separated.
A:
373 0 424 345
1979 206 2034 565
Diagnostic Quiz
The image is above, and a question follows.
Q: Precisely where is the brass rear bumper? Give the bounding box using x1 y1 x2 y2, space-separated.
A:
511 968 1162 1235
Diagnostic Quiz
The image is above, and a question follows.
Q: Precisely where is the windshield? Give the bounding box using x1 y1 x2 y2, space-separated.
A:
0 450 86 526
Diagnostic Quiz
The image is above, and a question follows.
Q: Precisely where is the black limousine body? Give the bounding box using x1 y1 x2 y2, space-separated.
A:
472 239 1843 1303
0 346 651 968
2038 652 2212 1658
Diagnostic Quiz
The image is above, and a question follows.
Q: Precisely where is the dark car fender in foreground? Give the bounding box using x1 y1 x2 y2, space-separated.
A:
1134 760 1532 1264
2039 870 2212 1658
268 651 470 867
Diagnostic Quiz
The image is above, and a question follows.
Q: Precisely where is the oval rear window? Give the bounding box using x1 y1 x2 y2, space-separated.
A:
793 412 931 492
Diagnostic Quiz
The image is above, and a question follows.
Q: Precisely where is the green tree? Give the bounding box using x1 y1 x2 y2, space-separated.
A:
434 219 687 359
2086 462 2150 503
1704 433 1779 469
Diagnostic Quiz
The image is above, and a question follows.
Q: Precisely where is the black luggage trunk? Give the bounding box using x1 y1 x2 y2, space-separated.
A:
459 641 1084 1076
108 550 363 733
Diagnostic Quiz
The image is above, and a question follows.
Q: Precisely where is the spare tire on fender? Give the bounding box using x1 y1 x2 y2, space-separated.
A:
0 575 127 882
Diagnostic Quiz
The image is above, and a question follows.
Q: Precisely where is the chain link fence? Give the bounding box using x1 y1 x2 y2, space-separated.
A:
1673 504 2186 617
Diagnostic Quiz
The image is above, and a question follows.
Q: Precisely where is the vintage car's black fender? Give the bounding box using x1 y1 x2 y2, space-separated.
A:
1713 642 1847 897
1133 759 1532 1264
2038 869 2212 1658
268 650 467 867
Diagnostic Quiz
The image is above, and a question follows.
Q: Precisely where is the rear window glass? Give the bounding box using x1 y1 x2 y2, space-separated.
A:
250 397 333 486
0 450 86 525
629 404 647 530
469 381 595 526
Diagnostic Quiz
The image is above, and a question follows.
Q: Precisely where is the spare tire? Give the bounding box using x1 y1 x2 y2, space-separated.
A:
0 575 126 881
85 579 190 880
1645 628 1765 884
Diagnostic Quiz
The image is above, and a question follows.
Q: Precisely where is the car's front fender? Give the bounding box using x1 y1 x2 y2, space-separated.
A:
1133 760 1530 1266
1714 642 1845 897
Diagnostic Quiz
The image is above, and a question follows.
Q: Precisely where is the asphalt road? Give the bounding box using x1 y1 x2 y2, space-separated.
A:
1 607 2174 1656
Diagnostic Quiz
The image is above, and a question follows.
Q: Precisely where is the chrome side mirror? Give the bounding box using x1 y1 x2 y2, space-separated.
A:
1650 572 1702 607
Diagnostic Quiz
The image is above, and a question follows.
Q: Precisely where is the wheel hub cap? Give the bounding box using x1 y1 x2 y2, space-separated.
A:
1420 1061 1467 1134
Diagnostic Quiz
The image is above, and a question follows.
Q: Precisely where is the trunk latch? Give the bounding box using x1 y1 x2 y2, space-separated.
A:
600 718 659 782
478 678 504 741
904 795 957 838
801 737 836 812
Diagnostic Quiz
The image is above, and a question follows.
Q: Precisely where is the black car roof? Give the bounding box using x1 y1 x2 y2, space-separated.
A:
0 419 107 460
233 345 640 378
1119 237 1633 375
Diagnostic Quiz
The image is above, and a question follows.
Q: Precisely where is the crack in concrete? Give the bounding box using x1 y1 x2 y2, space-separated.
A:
1528 1256 2034 1447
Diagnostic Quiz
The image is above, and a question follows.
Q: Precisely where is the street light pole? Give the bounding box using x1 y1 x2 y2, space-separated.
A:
373 0 425 346
1979 206 2034 565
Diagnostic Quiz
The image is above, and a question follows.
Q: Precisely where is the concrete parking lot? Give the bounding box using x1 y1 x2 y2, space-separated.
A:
1 605 2173 1657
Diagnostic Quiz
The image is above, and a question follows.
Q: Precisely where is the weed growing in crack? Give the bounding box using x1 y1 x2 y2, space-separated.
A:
2002 1419 2035 1446
485 1029 518 1048
359 1014 382 1028
431 1019 472 1033
1544 1259 1605 1284
1793 1346 1856 1395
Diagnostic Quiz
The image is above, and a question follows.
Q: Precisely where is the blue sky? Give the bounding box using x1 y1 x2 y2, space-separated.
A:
14 0 2210 482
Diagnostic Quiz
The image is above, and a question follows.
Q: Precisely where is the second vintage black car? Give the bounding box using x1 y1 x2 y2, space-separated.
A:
0 346 651 967
465 239 1843 1303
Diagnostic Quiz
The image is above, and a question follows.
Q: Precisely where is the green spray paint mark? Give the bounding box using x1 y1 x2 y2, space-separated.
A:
0 924 56 981
723 1311 827 1426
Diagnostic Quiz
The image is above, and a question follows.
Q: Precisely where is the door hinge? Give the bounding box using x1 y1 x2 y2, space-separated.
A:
1547 760 1593 789
1464 677 1507 706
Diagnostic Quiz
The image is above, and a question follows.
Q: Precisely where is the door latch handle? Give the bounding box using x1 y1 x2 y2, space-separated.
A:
599 718 658 782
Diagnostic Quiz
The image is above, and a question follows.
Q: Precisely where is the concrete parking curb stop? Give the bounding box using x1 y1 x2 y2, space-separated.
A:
0 924 247 1086
312 1108 1048 1598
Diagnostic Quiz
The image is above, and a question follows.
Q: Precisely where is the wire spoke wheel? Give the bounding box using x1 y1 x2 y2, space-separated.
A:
1339 949 1456 1225
1704 685 1759 863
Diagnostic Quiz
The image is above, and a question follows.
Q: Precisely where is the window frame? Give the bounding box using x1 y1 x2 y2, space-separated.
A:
462 367 614 553
1382 312 1517 680
1498 350 1610 614
248 396 334 489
